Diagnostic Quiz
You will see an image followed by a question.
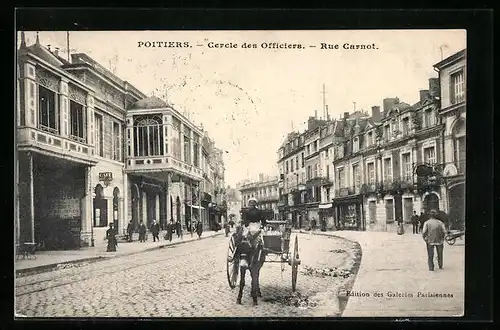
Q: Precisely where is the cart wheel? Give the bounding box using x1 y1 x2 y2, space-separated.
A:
291 235 300 292
445 236 456 245
227 235 240 289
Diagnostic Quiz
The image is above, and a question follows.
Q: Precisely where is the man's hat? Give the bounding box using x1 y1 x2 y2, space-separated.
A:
248 197 258 204
429 209 439 217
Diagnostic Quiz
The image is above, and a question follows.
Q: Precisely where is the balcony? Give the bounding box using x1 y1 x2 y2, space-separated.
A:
259 194 279 202
127 155 204 181
17 126 96 165
360 182 382 195
335 186 359 197
320 176 333 186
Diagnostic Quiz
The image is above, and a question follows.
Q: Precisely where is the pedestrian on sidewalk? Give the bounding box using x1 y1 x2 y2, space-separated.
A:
138 221 147 242
126 220 134 242
196 219 203 239
106 223 118 252
411 211 420 234
419 211 427 233
165 219 174 242
311 217 317 231
422 209 446 271
175 220 181 238
151 219 160 242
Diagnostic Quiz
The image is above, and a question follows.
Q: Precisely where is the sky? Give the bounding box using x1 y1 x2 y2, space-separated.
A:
19 30 466 187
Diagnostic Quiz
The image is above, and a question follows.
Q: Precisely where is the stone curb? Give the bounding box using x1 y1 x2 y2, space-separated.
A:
16 232 224 277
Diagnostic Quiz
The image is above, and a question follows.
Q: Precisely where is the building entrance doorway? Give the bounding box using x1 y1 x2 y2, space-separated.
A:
423 193 440 212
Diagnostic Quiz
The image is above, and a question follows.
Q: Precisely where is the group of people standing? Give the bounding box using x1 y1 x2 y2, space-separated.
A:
410 211 427 234
123 218 204 244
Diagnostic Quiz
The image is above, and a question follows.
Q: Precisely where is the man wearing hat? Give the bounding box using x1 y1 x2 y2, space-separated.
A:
239 197 265 267
421 209 447 271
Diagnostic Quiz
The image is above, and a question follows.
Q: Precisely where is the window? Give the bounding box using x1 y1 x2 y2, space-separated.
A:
366 131 373 147
353 137 359 153
383 157 393 182
286 160 289 174
307 165 312 181
38 86 58 134
94 113 103 157
352 164 361 189
301 152 305 167
314 141 318 152
307 144 311 155
402 117 410 136
69 100 86 143
325 149 329 158
301 172 305 184
338 168 345 188
451 70 465 104
171 117 181 159
384 125 391 142
423 146 436 165
314 164 318 178
367 162 375 184
326 165 330 179
291 158 295 172
401 153 412 180
183 126 191 164
193 135 200 167
112 122 122 161
133 115 164 157
326 188 330 201
423 109 434 128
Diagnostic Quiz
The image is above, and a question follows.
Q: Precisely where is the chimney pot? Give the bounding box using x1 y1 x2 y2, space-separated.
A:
344 112 349 119
371 106 381 122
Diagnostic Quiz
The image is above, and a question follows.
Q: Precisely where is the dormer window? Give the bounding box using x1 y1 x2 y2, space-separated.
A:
353 137 360 153
384 124 391 142
366 131 373 147
402 117 410 136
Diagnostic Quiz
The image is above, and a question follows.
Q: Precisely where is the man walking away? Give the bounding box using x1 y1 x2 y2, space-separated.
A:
422 209 446 271
411 211 420 234
127 220 134 242
151 219 160 242
138 220 147 242
419 211 426 233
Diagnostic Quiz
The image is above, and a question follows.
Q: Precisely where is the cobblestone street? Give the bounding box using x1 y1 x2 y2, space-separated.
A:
15 233 359 318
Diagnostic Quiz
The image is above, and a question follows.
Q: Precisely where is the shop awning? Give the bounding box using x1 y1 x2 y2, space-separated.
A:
332 194 362 205
188 205 205 209
319 203 333 209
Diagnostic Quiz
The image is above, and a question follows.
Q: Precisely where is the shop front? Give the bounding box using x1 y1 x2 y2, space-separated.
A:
318 203 335 230
333 195 365 231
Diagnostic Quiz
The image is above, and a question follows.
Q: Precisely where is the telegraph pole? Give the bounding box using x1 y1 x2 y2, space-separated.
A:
321 84 327 119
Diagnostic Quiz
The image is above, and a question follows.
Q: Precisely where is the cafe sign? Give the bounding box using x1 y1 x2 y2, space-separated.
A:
99 172 113 181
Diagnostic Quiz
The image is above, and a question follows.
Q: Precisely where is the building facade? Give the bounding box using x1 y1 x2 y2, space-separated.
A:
434 49 466 229
239 174 279 220
16 33 225 250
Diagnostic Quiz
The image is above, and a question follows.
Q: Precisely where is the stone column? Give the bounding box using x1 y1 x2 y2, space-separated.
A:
155 194 160 222
28 151 35 243
23 62 37 128
142 191 147 225
86 94 95 146
59 79 69 138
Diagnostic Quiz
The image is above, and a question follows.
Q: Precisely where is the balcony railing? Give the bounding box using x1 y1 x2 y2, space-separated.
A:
127 155 203 180
17 126 94 162
335 186 359 197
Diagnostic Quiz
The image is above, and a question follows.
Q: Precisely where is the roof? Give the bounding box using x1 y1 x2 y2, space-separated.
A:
22 42 67 67
129 96 168 110
433 49 466 70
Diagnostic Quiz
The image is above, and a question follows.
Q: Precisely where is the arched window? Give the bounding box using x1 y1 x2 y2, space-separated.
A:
133 115 164 157
453 120 466 174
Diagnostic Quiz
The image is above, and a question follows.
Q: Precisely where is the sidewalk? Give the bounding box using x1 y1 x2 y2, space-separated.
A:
15 230 224 275
300 229 465 317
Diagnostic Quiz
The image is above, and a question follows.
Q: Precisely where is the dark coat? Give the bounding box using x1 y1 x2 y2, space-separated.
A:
138 224 147 235
106 228 117 251
127 223 134 234
411 214 419 225
243 207 265 227
151 223 160 235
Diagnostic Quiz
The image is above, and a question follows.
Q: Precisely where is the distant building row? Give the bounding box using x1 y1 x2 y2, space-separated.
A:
277 49 466 231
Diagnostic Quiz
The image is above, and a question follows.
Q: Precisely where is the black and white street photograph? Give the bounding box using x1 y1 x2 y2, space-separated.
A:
15 29 466 318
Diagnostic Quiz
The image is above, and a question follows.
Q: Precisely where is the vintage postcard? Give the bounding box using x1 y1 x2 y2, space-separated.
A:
15 29 466 318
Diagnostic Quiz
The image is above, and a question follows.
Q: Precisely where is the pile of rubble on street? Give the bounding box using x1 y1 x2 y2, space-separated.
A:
302 265 352 279
263 292 318 309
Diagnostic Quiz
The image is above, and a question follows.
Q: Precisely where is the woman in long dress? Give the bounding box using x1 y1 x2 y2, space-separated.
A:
106 223 117 252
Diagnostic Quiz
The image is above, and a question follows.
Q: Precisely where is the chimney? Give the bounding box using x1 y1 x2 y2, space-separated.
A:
20 31 27 48
371 106 381 122
343 112 349 119
428 78 440 98
326 105 330 121
383 98 397 115
314 110 318 119
419 90 430 102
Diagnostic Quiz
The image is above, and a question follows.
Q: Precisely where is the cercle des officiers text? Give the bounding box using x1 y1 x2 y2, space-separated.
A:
137 41 379 50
